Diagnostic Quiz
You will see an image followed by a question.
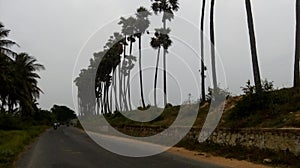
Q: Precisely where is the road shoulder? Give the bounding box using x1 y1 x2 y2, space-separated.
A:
168 147 271 168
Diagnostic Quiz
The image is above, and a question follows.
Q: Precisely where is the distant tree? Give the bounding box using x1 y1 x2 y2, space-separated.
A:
294 0 300 87
51 105 76 123
245 0 262 92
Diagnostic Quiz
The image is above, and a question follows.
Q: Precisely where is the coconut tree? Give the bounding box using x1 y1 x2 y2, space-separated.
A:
245 0 262 92
0 22 18 57
294 0 300 87
135 6 151 109
151 0 179 106
200 0 206 101
13 53 45 116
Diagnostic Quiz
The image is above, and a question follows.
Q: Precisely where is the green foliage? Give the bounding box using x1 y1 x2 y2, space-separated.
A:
227 85 300 128
0 126 48 168
51 105 76 123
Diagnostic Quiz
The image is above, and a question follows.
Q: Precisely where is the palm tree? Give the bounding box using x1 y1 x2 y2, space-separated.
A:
118 17 137 111
0 22 18 57
135 7 151 109
151 0 179 106
13 53 45 116
210 0 217 90
294 0 300 87
245 0 262 92
200 0 206 101
150 28 172 107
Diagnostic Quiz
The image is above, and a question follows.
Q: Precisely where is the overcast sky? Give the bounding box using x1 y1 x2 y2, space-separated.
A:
0 0 296 110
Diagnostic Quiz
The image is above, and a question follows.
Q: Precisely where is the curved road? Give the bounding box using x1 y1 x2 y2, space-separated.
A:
16 126 224 168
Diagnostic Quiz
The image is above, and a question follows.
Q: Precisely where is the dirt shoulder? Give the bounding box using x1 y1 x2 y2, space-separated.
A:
168 147 271 168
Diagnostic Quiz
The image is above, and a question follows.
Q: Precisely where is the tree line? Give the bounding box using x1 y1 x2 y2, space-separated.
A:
74 0 300 116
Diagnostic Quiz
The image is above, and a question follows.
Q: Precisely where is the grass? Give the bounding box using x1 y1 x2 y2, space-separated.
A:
0 126 48 168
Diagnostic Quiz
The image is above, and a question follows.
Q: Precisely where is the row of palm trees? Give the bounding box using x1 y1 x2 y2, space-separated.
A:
74 0 300 115
0 22 45 116
75 1 179 115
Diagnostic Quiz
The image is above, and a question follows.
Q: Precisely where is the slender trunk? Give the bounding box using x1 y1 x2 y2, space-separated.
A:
245 0 262 92
163 19 167 106
200 0 206 101
110 73 113 112
106 83 109 114
127 72 132 111
114 69 119 111
139 36 146 109
119 36 126 111
210 0 218 90
154 47 161 107
294 0 300 87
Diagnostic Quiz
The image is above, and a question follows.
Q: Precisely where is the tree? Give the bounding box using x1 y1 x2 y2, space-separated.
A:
151 0 179 106
14 53 45 116
0 22 18 57
245 0 262 92
135 7 151 109
200 0 207 101
51 105 76 123
150 28 172 107
210 0 217 90
294 0 300 87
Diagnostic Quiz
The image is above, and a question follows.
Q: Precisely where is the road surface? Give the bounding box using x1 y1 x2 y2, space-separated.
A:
16 126 224 168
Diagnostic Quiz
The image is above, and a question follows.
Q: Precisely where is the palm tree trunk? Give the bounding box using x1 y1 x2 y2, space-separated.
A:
113 69 119 111
200 0 206 101
210 0 218 90
139 36 146 109
294 0 300 87
245 0 262 92
163 20 167 106
154 47 161 107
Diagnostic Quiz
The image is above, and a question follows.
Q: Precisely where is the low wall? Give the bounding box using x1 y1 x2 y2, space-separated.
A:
111 126 300 156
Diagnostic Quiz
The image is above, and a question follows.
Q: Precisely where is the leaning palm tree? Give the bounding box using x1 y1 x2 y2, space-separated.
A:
200 0 206 101
245 0 262 92
294 0 300 87
135 7 151 109
0 22 18 57
151 0 179 106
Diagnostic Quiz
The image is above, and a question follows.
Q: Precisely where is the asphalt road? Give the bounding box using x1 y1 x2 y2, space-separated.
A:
16 126 224 168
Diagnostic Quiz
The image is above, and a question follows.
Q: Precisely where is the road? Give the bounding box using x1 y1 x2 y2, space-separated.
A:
16 126 224 168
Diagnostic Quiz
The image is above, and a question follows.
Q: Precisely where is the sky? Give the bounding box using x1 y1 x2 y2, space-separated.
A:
0 0 296 111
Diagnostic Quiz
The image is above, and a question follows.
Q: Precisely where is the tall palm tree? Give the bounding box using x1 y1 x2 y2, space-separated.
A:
0 22 18 57
200 0 206 101
210 0 218 90
151 0 179 106
150 28 172 107
245 0 262 92
294 0 300 87
135 7 151 109
118 17 137 111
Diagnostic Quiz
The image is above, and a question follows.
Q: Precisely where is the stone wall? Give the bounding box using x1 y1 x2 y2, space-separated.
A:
110 126 300 156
